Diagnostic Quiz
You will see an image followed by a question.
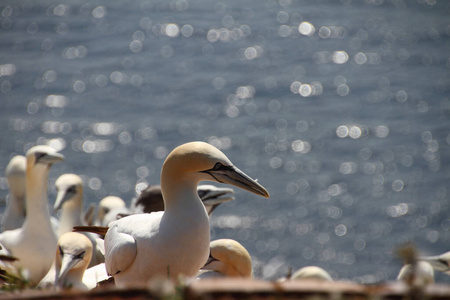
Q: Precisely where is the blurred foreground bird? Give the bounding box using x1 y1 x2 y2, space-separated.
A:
397 261 434 286
0 145 64 285
291 266 333 281
38 232 93 291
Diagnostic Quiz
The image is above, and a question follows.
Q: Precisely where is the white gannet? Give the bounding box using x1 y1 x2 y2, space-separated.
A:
291 266 333 281
38 232 93 291
104 141 269 287
420 251 450 275
96 196 128 227
1 155 26 232
397 261 434 286
0 145 64 285
54 174 85 238
53 173 104 267
199 239 253 278
131 184 234 216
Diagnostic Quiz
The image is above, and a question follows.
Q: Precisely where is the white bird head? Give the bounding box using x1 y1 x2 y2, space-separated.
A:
201 239 253 278
97 196 126 226
54 174 84 213
55 232 93 289
161 142 269 199
26 145 65 172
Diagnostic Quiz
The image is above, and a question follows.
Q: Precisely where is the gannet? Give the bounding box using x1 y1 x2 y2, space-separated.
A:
131 184 234 216
104 141 269 287
397 261 434 286
1 155 26 232
54 174 85 238
291 266 333 281
38 232 93 291
53 173 104 267
96 196 127 227
420 251 450 274
199 239 253 278
0 145 64 285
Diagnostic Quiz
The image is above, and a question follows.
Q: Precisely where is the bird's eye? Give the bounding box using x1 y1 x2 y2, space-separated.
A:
439 259 449 267
67 186 77 194
74 251 85 260
213 163 223 170
59 246 64 256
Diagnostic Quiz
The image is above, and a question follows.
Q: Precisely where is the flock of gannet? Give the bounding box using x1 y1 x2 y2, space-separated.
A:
1 141 450 292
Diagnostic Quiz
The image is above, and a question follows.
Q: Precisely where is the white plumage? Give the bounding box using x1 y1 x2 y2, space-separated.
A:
0 145 64 285
39 232 93 291
104 142 269 287
53 173 104 267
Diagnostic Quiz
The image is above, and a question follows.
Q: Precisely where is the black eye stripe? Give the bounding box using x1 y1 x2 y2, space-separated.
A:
205 163 233 172
35 152 46 161
67 185 77 193
439 259 449 266
74 251 85 260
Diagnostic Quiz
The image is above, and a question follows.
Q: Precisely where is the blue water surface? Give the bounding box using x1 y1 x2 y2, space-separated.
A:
0 0 449 283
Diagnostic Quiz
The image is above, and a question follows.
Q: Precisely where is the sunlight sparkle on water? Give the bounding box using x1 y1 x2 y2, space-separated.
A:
298 22 315 36
45 95 67 108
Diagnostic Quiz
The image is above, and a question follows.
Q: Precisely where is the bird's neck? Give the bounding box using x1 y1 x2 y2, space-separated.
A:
7 177 26 216
7 194 26 217
58 198 84 237
24 164 53 228
161 176 204 214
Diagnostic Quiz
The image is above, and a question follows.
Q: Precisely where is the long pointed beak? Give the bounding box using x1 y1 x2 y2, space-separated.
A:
198 186 235 205
420 256 450 272
204 165 270 198
38 152 65 165
57 254 80 285
53 190 74 213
